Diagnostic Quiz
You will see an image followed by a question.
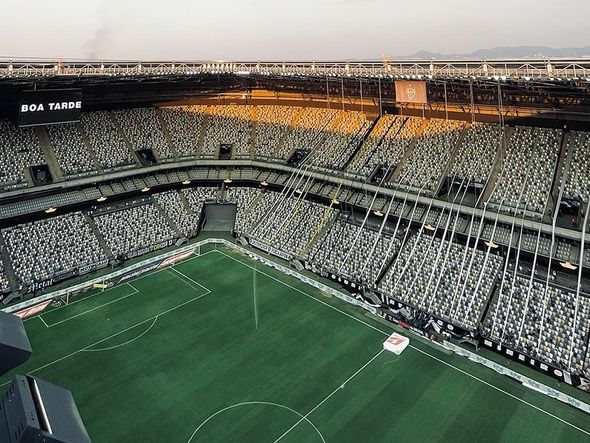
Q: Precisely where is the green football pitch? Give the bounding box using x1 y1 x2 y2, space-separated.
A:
2 245 590 442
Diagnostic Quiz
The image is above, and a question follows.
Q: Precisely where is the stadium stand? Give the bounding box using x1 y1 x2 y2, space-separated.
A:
181 187 219 214
490 126 562 216
396 119 464 193
379 233 504 331
93 202 176 257
0 256 10 293
153 190 201 238
563 131 590 202
228 187 262 233
277 108 339 160
47 123 96 177
200 105 253 159
309 110 371 172
80 112 136 169
1 212 107 287
160 106 204 158
0 120 45 186
450 123 503 185
346 114 404 178
309 217 400 285
247 191 338 257
482 270 590 376
254 106 300 160
113 108 175 161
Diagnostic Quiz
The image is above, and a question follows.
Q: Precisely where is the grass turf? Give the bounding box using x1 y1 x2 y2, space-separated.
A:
1 246 590 442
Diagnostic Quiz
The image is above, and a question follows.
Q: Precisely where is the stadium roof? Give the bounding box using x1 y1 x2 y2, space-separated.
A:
1 58 590 82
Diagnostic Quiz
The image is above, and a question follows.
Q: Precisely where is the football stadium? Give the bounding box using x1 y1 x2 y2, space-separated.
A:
1 9 590 443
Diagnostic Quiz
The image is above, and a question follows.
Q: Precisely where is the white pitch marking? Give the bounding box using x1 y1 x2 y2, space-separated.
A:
43 284 140 328
38 315 49 328
273 350 385 443
0 290 212 389
186 401 326 443
216 248 590 438
82 316 159 352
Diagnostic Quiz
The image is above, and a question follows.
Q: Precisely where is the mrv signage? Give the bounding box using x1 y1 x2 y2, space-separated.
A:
19 89 83 127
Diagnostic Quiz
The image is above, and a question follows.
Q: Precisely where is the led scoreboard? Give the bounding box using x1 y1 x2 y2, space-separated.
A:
18 89 83 127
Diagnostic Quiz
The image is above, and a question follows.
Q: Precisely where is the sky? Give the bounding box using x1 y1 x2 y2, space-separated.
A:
1 0 589 60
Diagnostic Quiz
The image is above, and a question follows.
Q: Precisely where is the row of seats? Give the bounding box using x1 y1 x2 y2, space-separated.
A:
80 112 135 169
0 120 45 185
200 105 253 159
228 187 263 233
160 107 204 158
0 255 9 293
1 212 107 287
563 131 590 202
490 126 561 215
450 123 502 184
239 190 337 258
153 190 200 238
254 106 300 159
346 114 406 178
379 232 504 331
47 123 96 176
310 217 401 285
396 119 464 193
309 111 372 171
113 108 175 161
482 269 590 377
93 202 176 257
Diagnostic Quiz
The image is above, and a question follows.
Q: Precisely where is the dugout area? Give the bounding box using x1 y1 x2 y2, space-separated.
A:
1 244 590 442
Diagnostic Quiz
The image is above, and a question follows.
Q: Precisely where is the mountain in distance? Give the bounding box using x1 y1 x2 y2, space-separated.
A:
396 46 590 60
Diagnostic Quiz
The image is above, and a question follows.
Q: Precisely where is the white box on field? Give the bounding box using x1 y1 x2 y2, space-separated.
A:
383 332 409 355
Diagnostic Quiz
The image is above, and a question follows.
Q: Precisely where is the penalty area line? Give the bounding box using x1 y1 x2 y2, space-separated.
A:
0 290 211 390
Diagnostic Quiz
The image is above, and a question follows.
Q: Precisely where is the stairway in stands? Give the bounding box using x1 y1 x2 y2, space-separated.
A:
35 127 64 182
83 213 113 258
155 108 179 160
341 115 382 171
152 199 182 237
77 122 102 172
0 234 19 294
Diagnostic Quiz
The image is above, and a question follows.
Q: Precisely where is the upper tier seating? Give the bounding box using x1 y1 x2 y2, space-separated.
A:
47 123 95 176
201 105 253 159
0 120 45 186
396 119 464 193
255 106 300 160
450 123 502 184
309 111 371 172
113 108 175 161
563 131 590 202
278 108 339 160
80 112 135 169
346 115 406 178
490 126 561 215
160 107 204 158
